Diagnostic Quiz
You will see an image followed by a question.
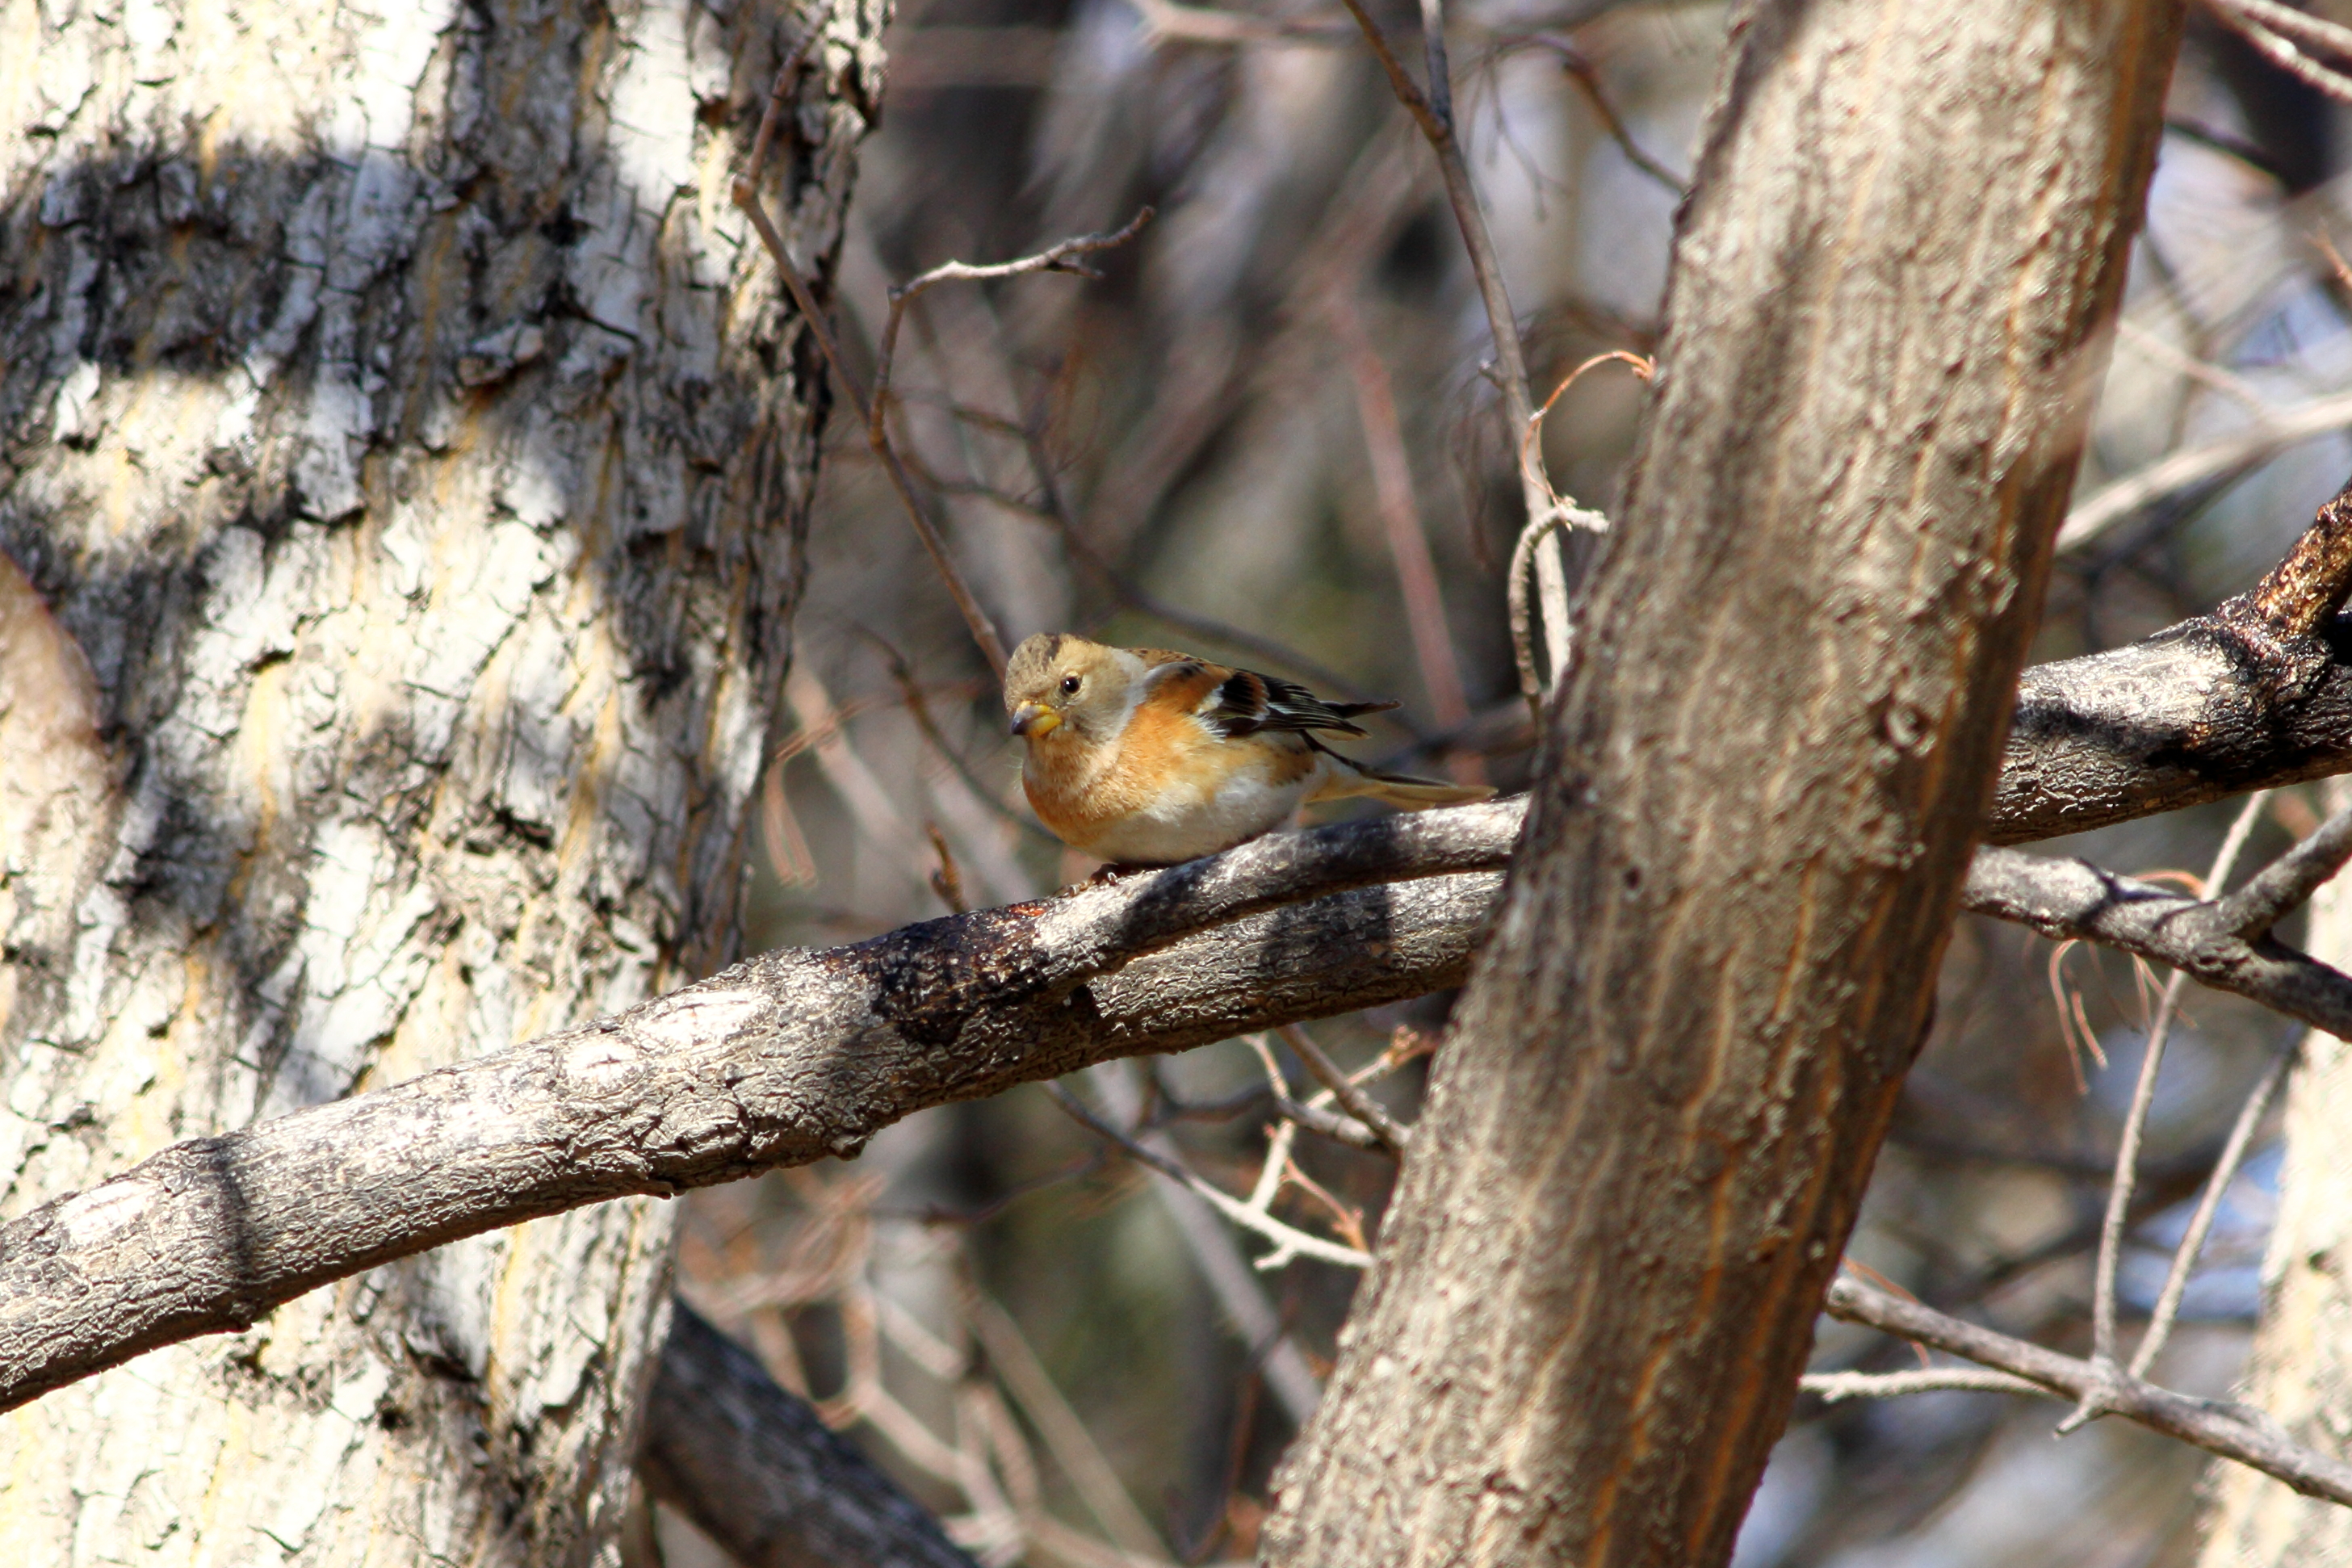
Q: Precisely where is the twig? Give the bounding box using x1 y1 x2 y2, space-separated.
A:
1334 0 1605 694
2211 0 2352 60
1045 1084 1373 1270
1961 848 2352 1042
2128 1038 2298 1377
1525 34 1687 193
732 44 1151 678
1800 1367 2044 1402
1823 1276 2352 1506
2056 388 2352 556
928 824 969 915
732 166 1011 675
962 1285 1169 1561
2080 792 2267 1406
1275 1024 1411 1154
1330 291 1475 737
2206 0 2352 104
1002 367 1404 717
2218 799 2352 936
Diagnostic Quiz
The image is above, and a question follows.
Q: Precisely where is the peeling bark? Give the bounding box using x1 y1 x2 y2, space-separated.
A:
0 0 883 1560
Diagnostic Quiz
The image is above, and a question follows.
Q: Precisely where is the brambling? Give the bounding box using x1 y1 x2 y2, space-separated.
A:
1004 632 1493 867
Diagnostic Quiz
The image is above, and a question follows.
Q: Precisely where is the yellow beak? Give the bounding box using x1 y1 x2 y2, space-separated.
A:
1011 702 1061 739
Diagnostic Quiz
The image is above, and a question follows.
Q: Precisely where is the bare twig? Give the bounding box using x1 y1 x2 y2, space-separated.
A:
2056 388 2352 556
2206 0 2352 103
962 1286 1168 1561
1525 34 1687 193
1800 1367 2044 1402
1333 0 1605 694
2219 799 2352 936
733 167 1011 674
1044 1083 1374 1270
1960 849 2352 1042
2211 0 2352 59
2129 1038 2298 1377
1822 1276 2352 1507
1330 291 1475 737
2081 792 2267 1402
1275 1024 1411 1155
736 50 1151 678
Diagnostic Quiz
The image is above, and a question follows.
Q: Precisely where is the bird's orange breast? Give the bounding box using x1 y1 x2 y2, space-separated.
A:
1023 697 1318 857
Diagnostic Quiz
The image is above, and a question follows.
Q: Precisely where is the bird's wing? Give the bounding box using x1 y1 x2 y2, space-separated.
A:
1138 652 1396 740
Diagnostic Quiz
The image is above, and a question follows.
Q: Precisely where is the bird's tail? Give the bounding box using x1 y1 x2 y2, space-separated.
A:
1309 748 1495 809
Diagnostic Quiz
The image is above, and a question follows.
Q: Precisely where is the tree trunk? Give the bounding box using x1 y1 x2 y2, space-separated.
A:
0 0 880 1560
2197 775 2352 1566
1260 3 2184 1565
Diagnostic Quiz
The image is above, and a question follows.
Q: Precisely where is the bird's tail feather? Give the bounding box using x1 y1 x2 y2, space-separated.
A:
1310 751 1495 809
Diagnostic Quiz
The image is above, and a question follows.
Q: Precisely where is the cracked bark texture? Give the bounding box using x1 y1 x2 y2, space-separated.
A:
0 0 882 1560
1260 2 2186 1565
2198 774 2352 1566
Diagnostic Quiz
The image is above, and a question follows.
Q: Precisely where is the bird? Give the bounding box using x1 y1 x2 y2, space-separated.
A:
1003 632 1493 868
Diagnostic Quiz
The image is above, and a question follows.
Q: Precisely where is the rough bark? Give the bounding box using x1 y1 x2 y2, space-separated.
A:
643 1302 980 1568
0 0 882 1560
2197 776 2352 1566
1994 484 2352 845
14 502 2352 1428
0 815 1508 1412
1259 3 2185 1565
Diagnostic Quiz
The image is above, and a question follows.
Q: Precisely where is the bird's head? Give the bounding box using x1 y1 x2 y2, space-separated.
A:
1004 633 1135 745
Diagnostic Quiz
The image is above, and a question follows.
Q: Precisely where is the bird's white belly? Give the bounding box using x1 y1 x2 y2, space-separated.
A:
1081 767 1312 865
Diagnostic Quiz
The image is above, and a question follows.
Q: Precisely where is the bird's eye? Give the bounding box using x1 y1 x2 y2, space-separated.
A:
1059 674 1082 695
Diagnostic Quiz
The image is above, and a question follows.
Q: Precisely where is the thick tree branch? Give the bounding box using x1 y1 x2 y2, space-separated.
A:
0 824 1505 1415
11 490 2352 1415
644 1301 982 1568
1993 480 2352 842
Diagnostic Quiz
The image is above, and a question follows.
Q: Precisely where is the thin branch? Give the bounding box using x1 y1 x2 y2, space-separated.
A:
1524 34 1687 193
1800 1367 2044 1402
2210 0 2352 60
732 171 1011 675
2083 792 2267 1393
1276 1024 1411 1155
2220 798 2352 936
2207 3 2352 104
1334 0 1604 693
1331 291 1475 736
1822 1276 2352 1506
2056 389 2352 556
1961 848 2352 1040
644 1298 983 1568
2129 1038 2298 1377
1044 1084 1373 1270
731 61 1159 679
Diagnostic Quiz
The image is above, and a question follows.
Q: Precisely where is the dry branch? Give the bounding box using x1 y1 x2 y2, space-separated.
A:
13 493 2352 1413
644 1300 983 1568
0 820 1507 1415
1822 1276 2352 1507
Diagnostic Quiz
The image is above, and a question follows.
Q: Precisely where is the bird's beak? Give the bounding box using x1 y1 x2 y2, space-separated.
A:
1010 702 1060 739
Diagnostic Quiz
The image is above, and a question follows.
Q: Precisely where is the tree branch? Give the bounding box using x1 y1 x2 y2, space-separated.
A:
644 1299 983 1568
1960 848 2352 1038
13 488 2352 1415
1992 478 2352 843
0 820 1507 1415
1822 1276 2352 1507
